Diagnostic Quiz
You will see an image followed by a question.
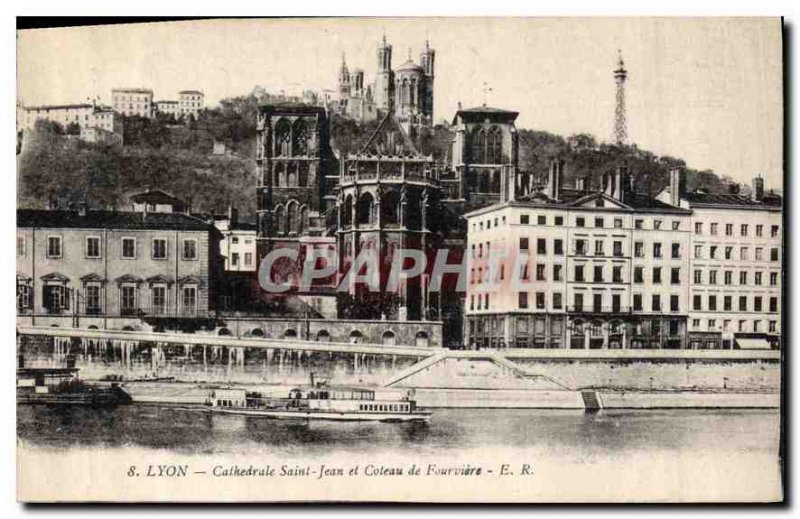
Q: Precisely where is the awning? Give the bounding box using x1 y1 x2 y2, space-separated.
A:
736 338 772 350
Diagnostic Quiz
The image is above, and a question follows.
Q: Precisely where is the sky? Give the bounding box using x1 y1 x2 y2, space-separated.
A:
16 17 783 188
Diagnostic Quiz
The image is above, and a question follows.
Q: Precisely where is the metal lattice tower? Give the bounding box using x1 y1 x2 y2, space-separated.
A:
613 49 628 146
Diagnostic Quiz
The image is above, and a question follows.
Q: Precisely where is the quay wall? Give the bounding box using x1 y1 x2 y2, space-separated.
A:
18 316 443 349
17 328 781 391
509 358 779 391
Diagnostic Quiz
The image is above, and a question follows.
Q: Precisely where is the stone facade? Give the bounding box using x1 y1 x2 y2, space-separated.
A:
16 208 221 331
464 164 782 351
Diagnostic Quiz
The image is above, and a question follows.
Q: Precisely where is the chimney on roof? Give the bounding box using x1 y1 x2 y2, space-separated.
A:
227 205 238 225
77 202 88 217
613 165 626 202
669 167 686 207
602 172 614 198
575 176 586 192
547 159 563 201
752 175 765 202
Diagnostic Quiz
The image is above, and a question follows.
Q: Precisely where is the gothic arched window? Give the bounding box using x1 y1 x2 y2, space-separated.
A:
275 119 291 157
298 162 309 187
342 195 353 227
487 126 502 163
356 192 374 226
274 206 285 235
286 201 298 234
471 126 503 165
299 206 309 234
274 162 285 187
471 128 486 164
292 119 309 157
381 190 401 225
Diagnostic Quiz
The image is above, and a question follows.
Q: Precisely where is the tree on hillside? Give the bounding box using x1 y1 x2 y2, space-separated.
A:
65 122 81 136
34 119 65 135
122 115 172 148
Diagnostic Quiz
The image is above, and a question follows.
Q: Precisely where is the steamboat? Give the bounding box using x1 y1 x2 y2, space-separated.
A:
204 376 430 423
17 366 132 406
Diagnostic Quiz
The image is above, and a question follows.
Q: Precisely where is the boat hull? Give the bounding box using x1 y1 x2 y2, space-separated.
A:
16 386 133 407
207 407 431 423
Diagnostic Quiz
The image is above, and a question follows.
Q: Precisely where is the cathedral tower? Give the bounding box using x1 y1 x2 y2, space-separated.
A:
374 35 394 113
419 40 435 119
338 53 351 98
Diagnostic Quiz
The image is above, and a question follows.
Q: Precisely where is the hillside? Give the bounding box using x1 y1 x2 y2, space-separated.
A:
17 86 742 220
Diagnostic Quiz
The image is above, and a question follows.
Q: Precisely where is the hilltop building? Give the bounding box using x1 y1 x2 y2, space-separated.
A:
19 102 123 146
178 90 204 118
112 88 154 118
331 37 435 138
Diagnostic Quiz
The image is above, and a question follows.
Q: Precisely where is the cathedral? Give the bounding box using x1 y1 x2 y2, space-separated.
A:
253 39 529 345
333 36 435 138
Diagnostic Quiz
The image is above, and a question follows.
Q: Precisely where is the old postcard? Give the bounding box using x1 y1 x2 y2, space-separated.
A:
15 17 784 502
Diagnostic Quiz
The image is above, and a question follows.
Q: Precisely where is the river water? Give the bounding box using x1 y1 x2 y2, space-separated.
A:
17 405 782 502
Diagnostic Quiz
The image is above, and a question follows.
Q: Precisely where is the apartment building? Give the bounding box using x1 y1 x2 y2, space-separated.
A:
19 103 96 130
466 165 782 351
80 107 123 145
16 202 221 331
657 174 783 349
178 90 204 118
213 208 258 273
155 100 181 118
112 88 154 118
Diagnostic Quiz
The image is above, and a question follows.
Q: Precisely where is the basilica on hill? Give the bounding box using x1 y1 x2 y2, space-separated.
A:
329 36 435 139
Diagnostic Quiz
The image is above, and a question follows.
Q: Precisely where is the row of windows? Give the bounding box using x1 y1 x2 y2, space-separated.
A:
692 294 779 313
474 215 683 232
358 403 409 413
692 318 778 334
470 264 685 285
230 252 254 268
473 216 782 239
474 215 509 231
470 292 684 313
472 238 781 264
16 283 198 313
17 235 199 261
693 270 780 286
694 222 780 238
693 244 779 261
115 94 151 102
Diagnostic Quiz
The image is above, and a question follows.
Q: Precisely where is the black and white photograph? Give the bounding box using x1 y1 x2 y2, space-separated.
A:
13 16 785 503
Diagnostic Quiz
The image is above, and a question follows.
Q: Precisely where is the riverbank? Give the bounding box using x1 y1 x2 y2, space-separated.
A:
115 381 780 410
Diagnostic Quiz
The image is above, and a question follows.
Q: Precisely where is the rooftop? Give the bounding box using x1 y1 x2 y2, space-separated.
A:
466 187 692 219
396 59 423 72
25 104 94 111
130 189 184 206
112 88 154 94
17 209 214 232
453 105 519 124
682 191 782 209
